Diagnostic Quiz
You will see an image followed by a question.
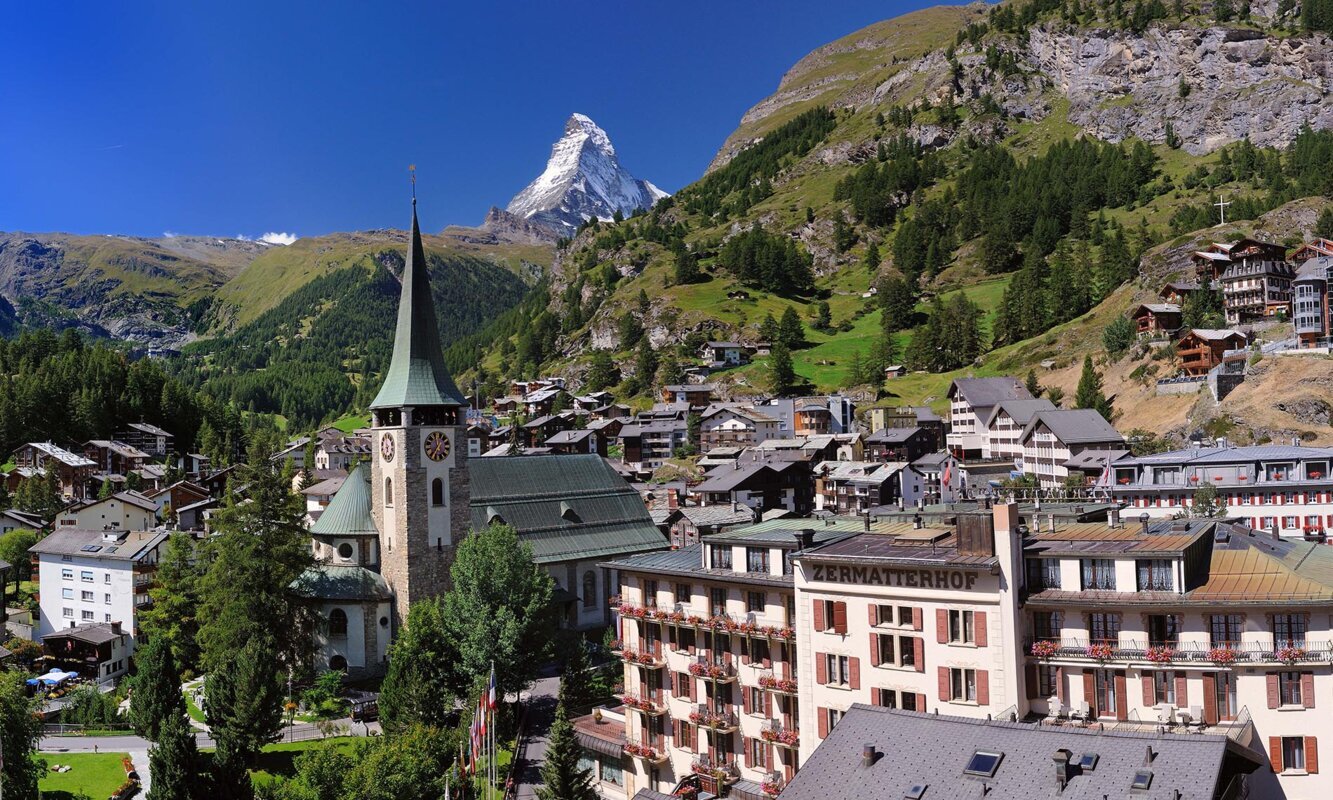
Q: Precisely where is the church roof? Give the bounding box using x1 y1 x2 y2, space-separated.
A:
470 454 667 565
370 200 467 409
289 564 393 602
310 463 378 537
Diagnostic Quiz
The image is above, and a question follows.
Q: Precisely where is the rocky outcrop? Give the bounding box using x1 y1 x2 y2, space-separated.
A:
1026 25 1333 153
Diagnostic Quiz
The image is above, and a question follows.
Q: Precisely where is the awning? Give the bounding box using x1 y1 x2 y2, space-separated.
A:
575 730 625 759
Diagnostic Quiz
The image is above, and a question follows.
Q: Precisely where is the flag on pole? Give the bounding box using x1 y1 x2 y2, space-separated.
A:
477 697 488 737
488 663 497 711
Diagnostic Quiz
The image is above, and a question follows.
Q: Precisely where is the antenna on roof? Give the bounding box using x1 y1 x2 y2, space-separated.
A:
409 164 417 205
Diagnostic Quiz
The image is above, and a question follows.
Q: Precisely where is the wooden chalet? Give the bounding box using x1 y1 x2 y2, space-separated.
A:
1130 302 1182 335
1158 280 1199 305
1292 237 1333 263
1177 328 1248 376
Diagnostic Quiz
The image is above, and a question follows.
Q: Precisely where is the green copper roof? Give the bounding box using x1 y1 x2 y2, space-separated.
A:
289 564 393 602
310 462 377 537
370 200 466 409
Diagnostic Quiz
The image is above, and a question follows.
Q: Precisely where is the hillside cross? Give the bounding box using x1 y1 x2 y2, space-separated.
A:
1215 194 1231 225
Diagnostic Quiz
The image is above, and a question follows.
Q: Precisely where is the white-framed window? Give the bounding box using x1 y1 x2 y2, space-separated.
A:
1281 737 1306 772
81 591 93 602
104 574 111 584
62 588 73 599
80 570 93 583
62 568 73 581
824 653 850 686
81 610 94 621
62 607 74 618
104 594 111 605
949 668 977 702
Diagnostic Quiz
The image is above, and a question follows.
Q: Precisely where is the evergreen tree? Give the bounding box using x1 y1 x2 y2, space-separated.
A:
656 356 684 388
206 633 284 766
148 711 206 800
778 306 805 348
863 241 881 273
877 276 916 332
617 313 644 351
584 350 619 393
832 211 858 253
129 636 187 741
440 523 557 699
1190 481 1223 518
635 339 659 392
379 598 456 732
1025 369 1043 398
812 301 832 331
536 702 598 800
0 671 44 800
0 529 37 593
559 638 597 714
140 531 204 674
672 244 700 285
1182 280 1226 329
758 312 780 343
1074 356 1114 421
845 351 867 386
1317 207 1333 240
768 342 797 396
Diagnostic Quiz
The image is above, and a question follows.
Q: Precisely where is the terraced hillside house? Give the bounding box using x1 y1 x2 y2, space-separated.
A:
115 422 174 458
1109 445 1333 537
1192 239 1287 284
814 461 925 515
29 527 168 663
1159 279 1200 305
82 440 151 476
471 454 667 630
793 505 1025 763
700 405 782 450
1017 409 1125 488
864 426 939 464
9 442 98 503
602 519 867 799
1130 302 1182 336
1177 328 1248 376
1218 252 1295 325
946 378 1032 460
1021 516 1333 799
865 407 945 451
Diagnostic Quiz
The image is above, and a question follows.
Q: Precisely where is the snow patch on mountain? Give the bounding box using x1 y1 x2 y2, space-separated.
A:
505 113 668 237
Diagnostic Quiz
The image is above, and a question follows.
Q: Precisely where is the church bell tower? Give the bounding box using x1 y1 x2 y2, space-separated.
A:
369 193 470 628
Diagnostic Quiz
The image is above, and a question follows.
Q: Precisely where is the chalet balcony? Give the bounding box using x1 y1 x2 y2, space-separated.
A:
620 692 666 716
759 720 800 748
757 673 798 695
1027 638 1331 666
689 705 739 733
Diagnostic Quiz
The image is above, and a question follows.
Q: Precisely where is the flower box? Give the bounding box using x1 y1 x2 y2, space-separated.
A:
760 727 800 746
1208 647 1238 665
1085 643 1115 661
1030 640 1060 659
624 743 666 763
762 780 784 797
1277 646 1308 664
758 675 799 693
688 662 732 679
1145 646 1175 664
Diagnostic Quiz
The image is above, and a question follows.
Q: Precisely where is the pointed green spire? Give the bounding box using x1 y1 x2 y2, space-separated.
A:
370 199 466 409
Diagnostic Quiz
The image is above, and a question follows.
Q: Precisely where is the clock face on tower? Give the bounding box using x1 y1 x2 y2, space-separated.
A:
380 433 395 462
424 430 451 462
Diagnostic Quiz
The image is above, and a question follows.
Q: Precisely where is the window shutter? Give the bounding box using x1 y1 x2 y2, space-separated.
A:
814 599 827 631
849 657 861 690
742 687 751 715
912 607 923 631
977 669 990 706
1026 665 1038 699
936 609 949 644
762 645 772 669
938 667 951 702
1303 672 1316 709
741 642 750 666
833 602 848 635
869 604 879 626
1114 672 1128 720
1269 737 1283 772
975 611 988 647
1056 667 1066 704
816 653 828 685
817 708 829 739
1307 737 1319 774
1175 675 1188 708
916 693 927 712
870 634 882 667
1267 673 1280 709
1083 671 1095 707
1142 674 1156 707
1201 674 1218 725
764 691 772 718
913 637 925 672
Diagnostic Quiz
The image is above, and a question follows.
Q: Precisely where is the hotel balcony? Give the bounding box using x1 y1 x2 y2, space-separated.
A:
759 720 800 749
619 692 666 716
1026 638 1330 666
757 673 798 695
612 599 795 641
689 705 739 733
689 657 737 683
620 647 666 669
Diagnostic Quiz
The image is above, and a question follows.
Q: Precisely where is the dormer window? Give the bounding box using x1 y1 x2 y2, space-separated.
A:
708 543 732 570
745 547 768 574
1135 559 1173 591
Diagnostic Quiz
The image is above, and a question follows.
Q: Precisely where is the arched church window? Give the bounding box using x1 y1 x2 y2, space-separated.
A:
329 608 348 638
432 478 444 507
582 571 597 609
384 477 394 507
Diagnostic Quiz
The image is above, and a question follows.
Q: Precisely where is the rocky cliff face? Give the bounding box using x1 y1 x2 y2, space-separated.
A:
506 113 668 238
1026 26 1333 154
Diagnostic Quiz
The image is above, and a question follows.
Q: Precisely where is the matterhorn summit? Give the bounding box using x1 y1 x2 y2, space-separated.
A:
504 113 668 238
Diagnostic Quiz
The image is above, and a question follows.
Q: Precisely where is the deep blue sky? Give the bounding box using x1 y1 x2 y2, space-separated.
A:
0 1 937 239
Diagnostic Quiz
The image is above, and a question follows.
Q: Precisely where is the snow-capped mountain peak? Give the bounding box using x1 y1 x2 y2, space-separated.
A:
504 113 668 238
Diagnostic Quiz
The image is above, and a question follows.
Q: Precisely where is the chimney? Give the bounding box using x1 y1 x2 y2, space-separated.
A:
993 502 1021 537
1048 514 1056 533
668 489 679 510
1271 520 1281 541
110 621 123 636
1108 507 1121 528
795 528 815 551
864 512 871 532
862 743 877 768
1053 749 1072 790
912 514 923 530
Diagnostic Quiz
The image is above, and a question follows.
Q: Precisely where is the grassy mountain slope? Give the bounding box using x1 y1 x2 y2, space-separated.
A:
460 2 1333 449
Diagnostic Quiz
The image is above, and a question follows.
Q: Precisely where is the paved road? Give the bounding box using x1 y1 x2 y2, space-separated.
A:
512 673 561 800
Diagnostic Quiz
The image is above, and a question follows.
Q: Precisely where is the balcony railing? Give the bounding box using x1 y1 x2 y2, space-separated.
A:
620 692 666 715
689 658 737 682
689 705 739 732
760 720 800 748
620 648 666 668
612 599 795 641
1027 638 1331 665
757 673 798 695
691 757 740 784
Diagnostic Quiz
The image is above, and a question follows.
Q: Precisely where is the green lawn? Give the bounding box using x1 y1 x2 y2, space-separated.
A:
184 688 205 723
38 751 132 800
248 737 362 786
331 413 370 433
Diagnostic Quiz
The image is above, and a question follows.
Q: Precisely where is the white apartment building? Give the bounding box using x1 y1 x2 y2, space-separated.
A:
55 490 159 531
985 399 1055 464
1018 409 1125 488
1110 445 1333 537
28 527 168 676
792 507 1026 761
946 378 1031 460
699 406 782 450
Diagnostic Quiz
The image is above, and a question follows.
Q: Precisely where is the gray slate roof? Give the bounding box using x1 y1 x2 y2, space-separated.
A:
310 463 378 537
289 564 393 602
778 705 1260 800
985 398 1057 428
369 201 466 409
947 377 1031 410
29 529 168 563
1022 409 1124 446
470 454 666 564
